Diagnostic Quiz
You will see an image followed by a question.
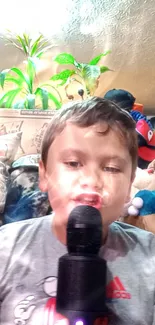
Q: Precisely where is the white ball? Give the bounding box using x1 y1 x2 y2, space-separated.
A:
128 205 139 216
132 197 144 209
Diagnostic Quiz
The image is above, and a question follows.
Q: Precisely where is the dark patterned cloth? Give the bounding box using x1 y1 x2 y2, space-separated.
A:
3 166 52 224
0 162 9 224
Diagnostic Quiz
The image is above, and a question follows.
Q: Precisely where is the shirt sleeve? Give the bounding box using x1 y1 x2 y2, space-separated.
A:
0 225 13 300
0 222 24 300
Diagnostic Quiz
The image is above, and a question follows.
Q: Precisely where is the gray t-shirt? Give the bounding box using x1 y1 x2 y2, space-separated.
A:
0 215 155 325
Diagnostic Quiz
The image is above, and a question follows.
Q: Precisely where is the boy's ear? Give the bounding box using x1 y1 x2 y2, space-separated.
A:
39 160 48 192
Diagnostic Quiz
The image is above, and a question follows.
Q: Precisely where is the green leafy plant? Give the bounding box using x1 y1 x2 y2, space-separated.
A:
0 32 62 109
0 30 53 58
51 51 112 99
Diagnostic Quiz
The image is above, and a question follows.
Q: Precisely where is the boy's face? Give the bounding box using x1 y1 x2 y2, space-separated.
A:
39 123 133 231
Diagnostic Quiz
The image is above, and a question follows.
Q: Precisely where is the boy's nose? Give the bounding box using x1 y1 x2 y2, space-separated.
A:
80 169 102 191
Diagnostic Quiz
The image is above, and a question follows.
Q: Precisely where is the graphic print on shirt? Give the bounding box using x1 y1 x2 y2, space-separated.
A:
14 276 131 324
106 276 131 301
14 276 68 325
14 295 36 324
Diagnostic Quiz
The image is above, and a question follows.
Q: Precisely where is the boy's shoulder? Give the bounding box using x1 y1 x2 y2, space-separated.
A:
100 221 155 265
113 220 155 237
108 221 155 252
0 215 52 245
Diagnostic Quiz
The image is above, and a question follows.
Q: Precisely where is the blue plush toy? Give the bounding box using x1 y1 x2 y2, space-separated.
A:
126 189 155 233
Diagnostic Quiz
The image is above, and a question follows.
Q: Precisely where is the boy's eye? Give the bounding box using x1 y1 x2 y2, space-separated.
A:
64 161 81 168
103 167 120 173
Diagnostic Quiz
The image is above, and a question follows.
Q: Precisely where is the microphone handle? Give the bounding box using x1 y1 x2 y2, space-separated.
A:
56 254 108 325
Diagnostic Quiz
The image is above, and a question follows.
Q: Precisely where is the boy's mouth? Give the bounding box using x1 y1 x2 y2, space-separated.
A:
73 192 103 210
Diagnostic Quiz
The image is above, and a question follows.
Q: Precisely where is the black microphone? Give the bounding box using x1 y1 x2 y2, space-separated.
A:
56 205 107 325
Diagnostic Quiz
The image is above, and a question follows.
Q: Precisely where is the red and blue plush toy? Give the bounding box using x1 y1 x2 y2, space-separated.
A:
104 89 155 169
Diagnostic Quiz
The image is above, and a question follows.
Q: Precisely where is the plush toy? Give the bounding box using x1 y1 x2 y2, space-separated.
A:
124 190 155 233
122 161 155 233
104 89 155 169
131 164 155 197
104 88 143 112
130 111 155 169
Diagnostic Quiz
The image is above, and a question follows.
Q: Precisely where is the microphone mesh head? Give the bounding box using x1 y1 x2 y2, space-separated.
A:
67 205 103 255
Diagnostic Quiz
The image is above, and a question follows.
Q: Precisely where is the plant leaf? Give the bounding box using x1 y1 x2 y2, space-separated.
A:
26 94 35 109
16 35 28 55
47 92 62 109
23 33 30 47
5 75 22 87
28 56 40 70
89 51 111 65
74 61 82 70
37 40 48 50
11 67 31 94
36 41 51 57
36 51 44 58
54 53 76 65
11 67 29 85
81 64 101 96
51 69 75 85
26 57 38 93
0 69 10 88
35 87 62 109
35 87 49 110
48 91 62 109
0 88 21 108
30 34 43 57
40 83 62 103
100 66 111 73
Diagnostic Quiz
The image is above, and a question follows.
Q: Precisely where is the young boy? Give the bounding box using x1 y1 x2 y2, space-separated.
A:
0 97 155 325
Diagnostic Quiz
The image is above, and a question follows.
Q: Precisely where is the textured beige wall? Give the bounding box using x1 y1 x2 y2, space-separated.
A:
0 0 155 113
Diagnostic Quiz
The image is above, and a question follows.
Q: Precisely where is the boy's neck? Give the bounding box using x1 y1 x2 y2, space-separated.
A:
51 214 68 245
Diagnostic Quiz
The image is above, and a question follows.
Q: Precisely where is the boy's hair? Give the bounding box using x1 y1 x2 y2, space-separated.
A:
41 97 138 175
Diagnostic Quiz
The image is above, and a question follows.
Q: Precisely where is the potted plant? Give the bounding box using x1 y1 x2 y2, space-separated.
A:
0 31 62 160
0 31 62 110
51 51 112 100
0 31 112 159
